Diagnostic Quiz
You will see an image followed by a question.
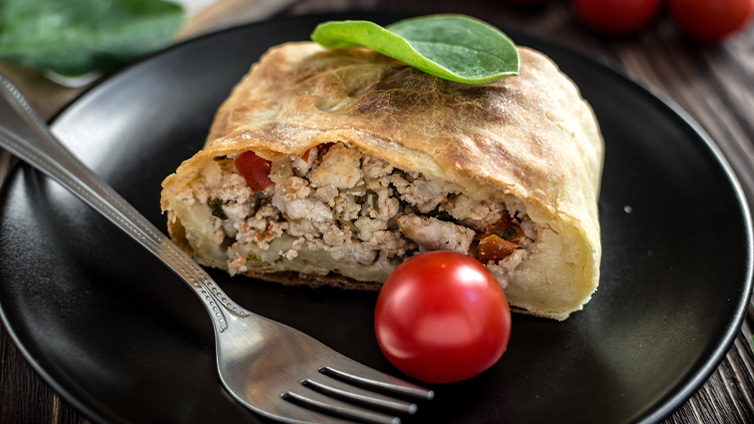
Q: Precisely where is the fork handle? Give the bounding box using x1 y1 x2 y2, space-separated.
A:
0 74 250 333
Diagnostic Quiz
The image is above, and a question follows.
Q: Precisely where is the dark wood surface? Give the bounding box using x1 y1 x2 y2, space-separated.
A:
2 0 754 422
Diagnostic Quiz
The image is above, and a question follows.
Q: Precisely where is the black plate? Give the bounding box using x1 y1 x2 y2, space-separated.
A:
1 13 752 424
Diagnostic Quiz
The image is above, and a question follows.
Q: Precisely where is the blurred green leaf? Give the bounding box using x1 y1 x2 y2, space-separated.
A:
0 0 185 76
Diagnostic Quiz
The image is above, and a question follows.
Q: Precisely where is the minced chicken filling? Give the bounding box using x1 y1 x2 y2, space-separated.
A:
179 143 542 287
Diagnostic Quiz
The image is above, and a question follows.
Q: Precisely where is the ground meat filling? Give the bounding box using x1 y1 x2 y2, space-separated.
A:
186 143 541 287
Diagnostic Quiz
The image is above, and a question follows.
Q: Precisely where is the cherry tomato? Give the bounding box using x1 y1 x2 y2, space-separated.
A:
374 251 511 384
669 0 754 41
570 0 661 35
234 151 273 191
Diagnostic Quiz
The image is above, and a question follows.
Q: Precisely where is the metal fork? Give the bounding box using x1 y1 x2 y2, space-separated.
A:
0 74 433 424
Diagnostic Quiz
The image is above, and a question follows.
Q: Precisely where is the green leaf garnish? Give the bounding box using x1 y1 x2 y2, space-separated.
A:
0 0 185 76
311 14 519 84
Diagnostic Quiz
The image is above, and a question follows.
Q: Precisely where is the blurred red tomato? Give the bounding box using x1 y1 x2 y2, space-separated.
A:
501 0 550 5
570 0 661 35
669 0 754 41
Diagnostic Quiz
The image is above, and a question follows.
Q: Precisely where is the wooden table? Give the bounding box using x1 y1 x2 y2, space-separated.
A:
2 0 753 422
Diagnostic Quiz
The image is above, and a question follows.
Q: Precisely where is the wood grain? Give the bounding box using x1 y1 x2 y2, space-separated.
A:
2 0 753 422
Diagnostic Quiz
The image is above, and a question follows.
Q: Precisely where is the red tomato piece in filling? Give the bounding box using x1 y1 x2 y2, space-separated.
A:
235 151 273 191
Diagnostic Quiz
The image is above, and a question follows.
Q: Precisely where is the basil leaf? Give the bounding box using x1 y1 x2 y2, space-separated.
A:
0 0 185 76
311 14 519 84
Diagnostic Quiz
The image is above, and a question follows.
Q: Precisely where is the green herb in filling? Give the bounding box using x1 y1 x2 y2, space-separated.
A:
334 216 360 233
365 188 380 213
427 205 454 222
491 226 518 240
207 197 227 219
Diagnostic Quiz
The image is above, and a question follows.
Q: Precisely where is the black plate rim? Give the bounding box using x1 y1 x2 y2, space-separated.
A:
1 12 752 424
624 94 754 423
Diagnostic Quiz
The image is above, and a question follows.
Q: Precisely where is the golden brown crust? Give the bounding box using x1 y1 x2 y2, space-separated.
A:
168 42 601 230
161 42 604 320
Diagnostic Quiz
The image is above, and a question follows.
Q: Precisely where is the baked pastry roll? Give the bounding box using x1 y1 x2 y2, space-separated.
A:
160 41 604 320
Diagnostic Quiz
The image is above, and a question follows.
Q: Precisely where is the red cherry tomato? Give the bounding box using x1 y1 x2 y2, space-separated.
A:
234 151 273 191
570 0 661 35
374 251 511 384
669 0 754 41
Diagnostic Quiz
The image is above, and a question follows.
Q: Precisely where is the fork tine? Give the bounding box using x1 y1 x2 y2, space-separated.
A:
282 390 401 424
320 365 435 401
302 377 418 415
